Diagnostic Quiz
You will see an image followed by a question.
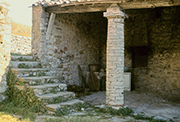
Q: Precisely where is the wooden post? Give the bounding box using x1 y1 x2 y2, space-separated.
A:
46 13 56 40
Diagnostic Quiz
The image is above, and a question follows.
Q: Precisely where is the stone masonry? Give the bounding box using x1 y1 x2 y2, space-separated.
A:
0 0 11 101
32 6 107 85
124 7 180 94
11 34 31 54
104 4 126 106
32 6 49 59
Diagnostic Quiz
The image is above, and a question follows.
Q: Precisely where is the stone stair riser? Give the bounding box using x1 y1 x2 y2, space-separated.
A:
43 94 75 105
46 99 84 112
25 78 59 86
33 86 67 95
11 56 36 61
12 70 49 77
10 61 42 68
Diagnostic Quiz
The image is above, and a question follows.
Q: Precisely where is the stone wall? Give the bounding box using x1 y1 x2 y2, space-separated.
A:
32 6 49 59
32 6 41 55
124 6 180 94
124 9 150 91
0 0 11 101
148 7 180 94
11 34 31 54
32 7 107 85
47 12 107 85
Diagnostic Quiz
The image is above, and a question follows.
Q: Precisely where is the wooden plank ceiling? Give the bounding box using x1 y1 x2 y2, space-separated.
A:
33 0 180 13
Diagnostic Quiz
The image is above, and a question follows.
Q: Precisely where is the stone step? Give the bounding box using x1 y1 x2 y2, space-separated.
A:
46 99 84 112
35 115 61 122
10 55 85 115
18 76 59 85
29 83 67 95
37 91 75 104
11 55 36 61
9 61 42 68
11 68 50 77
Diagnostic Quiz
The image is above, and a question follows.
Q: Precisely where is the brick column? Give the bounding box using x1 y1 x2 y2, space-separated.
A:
104 4 126 106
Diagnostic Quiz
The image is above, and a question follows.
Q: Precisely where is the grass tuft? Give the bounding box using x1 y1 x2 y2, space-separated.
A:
44 116 108 122
0 112 30 122
55 103 88 116
0 69 47 121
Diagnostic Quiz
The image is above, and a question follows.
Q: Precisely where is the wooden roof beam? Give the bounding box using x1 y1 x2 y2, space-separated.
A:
45 1 180 14
45 4 110 13
46 13 56 40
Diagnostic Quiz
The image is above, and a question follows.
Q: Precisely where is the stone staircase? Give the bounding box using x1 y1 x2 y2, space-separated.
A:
10 54 83 113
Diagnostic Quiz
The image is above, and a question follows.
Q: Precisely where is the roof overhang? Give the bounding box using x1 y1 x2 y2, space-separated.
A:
34 1 180 14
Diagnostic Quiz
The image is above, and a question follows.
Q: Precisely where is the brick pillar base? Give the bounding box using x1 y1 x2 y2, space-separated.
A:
104 4 126 106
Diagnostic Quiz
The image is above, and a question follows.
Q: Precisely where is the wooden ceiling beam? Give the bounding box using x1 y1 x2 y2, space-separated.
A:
45 4 111 13
45 1 180 14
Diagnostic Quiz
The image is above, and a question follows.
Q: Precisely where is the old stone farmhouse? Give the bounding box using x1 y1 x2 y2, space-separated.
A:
32 0 180 106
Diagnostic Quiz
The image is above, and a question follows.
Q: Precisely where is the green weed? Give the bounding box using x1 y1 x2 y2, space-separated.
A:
55 103 88 116
132 114 166 122
0 102 35 121
99 106 133 116
11 53 32 56
0 112 30 122
44 116 108 122
38 71 47 76
99 106 166 122
44 95 74 104
18 63 30 68
0 69 47 121
18 63 42 69
33 63 43 68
